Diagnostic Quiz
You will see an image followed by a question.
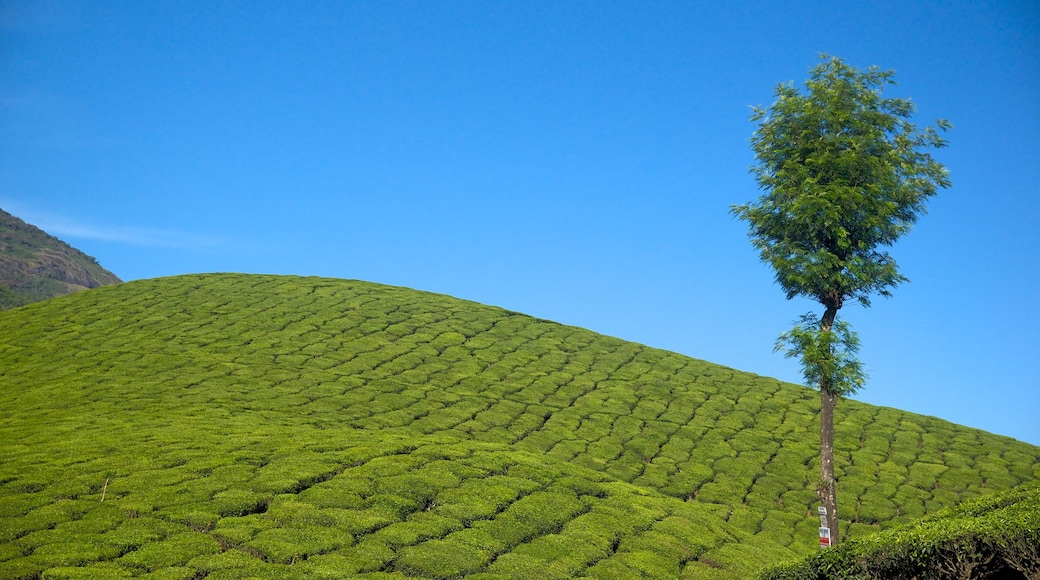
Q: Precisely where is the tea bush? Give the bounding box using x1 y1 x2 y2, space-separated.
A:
759 483 1040 580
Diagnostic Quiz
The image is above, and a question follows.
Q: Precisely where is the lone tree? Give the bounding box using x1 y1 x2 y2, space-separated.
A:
732 56 950 545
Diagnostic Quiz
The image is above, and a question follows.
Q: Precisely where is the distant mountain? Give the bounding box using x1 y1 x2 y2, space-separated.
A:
0 208 122 309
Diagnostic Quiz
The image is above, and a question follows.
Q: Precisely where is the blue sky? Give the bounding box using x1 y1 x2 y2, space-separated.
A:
2 1 1037 445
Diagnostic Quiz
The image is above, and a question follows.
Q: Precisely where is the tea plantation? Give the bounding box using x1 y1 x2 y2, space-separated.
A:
1 274 1037 579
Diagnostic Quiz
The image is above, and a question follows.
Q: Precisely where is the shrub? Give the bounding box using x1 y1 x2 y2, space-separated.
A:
855 490 897 524
369 511 462 549
436 482 519 524
102 517 183 551
332 540 393 573
245 526 351 564
556 508 626 552
651 513 719 556
116 531 219 571
512 533 604 576
757 509 802 548
625 433 666 463
585 437 623 464
891 484 929 518
484 552 571 579
727 505 765 534
745 474 788 510
627 548 691 579
41 565 134 579
633 461 673 490
697 481 746 505
484 491 585 547
759 483 1040 580
26 539 122 568
661 461 713 499
394 539 490 578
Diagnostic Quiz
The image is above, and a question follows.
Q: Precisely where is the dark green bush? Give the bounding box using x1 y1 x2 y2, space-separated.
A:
759 483 1040 580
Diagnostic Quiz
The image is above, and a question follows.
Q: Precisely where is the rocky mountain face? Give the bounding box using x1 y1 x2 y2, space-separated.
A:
0 208 122 310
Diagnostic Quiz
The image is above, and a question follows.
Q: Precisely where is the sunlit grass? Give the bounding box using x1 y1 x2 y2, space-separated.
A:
1 273 1037 579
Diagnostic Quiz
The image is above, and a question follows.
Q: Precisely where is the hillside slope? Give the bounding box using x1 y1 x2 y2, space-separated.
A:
1 274 1036 579
0 208 122 310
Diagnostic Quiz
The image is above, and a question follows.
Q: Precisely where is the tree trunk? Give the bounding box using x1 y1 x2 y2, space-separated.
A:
819 305 840 546
820 387 839 545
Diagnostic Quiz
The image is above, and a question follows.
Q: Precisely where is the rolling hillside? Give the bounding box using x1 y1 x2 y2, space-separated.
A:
0 208 122 310
1 273 1037 579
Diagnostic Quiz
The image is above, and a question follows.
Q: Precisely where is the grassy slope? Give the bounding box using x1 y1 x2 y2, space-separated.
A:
0 273 1037 579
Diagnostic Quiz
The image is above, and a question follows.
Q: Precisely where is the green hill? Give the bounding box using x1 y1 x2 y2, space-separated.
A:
1 273 1037 579
0 208 122 310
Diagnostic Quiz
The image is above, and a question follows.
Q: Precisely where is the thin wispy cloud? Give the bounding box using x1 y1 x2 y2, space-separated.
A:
42 220 223 249
2 203 224 250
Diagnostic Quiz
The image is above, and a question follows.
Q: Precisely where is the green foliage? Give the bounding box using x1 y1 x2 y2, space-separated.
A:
732 55 950 308
776 313 866 396
0 273 1036 579
759 483 1040 580
116 532 219 571
394 539 490 578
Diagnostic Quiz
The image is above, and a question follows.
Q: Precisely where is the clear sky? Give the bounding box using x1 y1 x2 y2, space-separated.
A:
2 1 1037 445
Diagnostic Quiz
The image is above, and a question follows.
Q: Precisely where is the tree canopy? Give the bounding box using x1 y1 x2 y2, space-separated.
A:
733 56 951 311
